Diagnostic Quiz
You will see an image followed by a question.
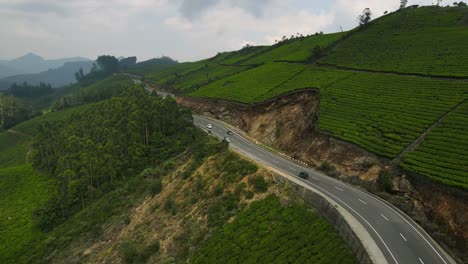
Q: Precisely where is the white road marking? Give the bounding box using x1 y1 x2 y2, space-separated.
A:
334 186 344 191
289 166 297 171
311 177 319 181
419 258 425 264
358 191 449 264
358 199 367 205
309 183 399 264
381 214 390 221
400 233 407 242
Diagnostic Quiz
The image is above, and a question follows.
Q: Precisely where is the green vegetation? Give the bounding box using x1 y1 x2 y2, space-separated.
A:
321 7 468 77
215 45 270 65
0 93 36 130
166 63 251 94
402 101 468 189
0 131 28 166
146 60 252 94
317 73 468 158
14 104 90 134
244 32 344 64
190 63 305 102
52 74 134 109
191 65 468 161
192 195 356 264
32 87 196 229
126 56 178 75
0 164 53 262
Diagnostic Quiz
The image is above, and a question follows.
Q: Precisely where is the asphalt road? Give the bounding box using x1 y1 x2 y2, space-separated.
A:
193 115 456 264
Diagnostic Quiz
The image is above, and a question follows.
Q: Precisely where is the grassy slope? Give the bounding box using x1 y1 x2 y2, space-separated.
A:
321 6 468 77
0 131 29 166
192 196 355 264
30 149 356 263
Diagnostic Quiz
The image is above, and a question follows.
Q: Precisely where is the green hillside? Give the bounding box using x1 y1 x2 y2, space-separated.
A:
190 63 306 102
320 6 468 77
190 64 468 160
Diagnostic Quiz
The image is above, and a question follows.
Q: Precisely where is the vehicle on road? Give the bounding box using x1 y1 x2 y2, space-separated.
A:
226 130 233 135
299 171 309 179
223 137 231 143
206 123 213 129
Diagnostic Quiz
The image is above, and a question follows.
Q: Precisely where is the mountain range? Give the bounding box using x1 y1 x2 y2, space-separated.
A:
0 53 90 78
0 53 92 89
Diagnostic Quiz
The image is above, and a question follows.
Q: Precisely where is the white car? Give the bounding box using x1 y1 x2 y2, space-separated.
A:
224 137 231 143
206 123 213 129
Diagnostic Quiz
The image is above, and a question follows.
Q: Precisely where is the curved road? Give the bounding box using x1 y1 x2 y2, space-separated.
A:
193 115 456 264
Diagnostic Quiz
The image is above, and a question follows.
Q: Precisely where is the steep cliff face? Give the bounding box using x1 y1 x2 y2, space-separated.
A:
178 91 467 260
177 90 382 179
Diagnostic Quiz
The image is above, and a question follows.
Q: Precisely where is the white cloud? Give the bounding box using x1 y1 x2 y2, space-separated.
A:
0 0 436 61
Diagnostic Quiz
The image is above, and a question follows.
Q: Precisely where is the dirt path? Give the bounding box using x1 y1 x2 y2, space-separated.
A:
393 99 467 164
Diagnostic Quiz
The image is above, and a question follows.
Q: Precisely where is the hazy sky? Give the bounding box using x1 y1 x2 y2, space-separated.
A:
0 0 433 62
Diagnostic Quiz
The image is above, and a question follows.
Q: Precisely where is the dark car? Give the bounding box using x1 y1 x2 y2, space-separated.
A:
299 171 309 179
226 130 234 135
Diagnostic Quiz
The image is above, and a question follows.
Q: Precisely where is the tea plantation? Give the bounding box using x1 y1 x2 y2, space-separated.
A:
401 101 468 189
320 6 468 77
243 32 344 65
191 196 356 264
140 7 468 188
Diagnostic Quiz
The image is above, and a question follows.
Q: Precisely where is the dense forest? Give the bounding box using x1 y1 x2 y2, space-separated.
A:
31 86 220 231
0 93 34 130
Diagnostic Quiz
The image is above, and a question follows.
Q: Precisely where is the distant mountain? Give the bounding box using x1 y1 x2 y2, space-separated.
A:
0 53 91 78
0 60 94 89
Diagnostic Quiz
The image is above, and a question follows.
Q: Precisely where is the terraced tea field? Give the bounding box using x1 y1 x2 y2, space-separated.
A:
317 74 468 158
167 64 252 93
190 63 306 102
244 32 344 65
321 7 468 77
401 101 468 189
189 63 468 188
192 196 355 264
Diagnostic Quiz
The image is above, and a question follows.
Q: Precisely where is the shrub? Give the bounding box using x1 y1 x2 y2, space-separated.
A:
213 185 223 196
319 161 340 178
121 240 139 264
164 198 175 213
245 191 254 199
249 176 268 193
149 180 163 196
377 169 393 192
